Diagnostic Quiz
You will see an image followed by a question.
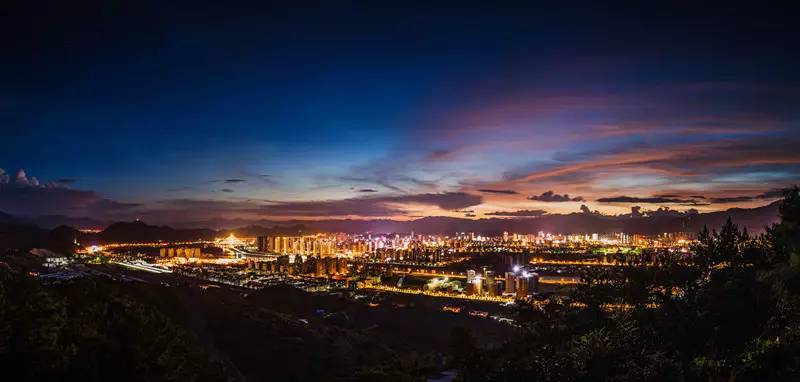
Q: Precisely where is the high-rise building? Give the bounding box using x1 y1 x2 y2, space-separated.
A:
314 257 325 276
467 269 476 283
336 258 348 274
485 271 496 296
465 282 475 295
516 275 529 299
504 272 516 295
326 257 337 274
515 272 539 299
256 236 268 252
473 276 483 295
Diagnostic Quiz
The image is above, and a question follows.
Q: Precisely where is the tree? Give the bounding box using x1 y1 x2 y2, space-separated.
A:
455 186 800 381
449 326 475 366
0 272 228 380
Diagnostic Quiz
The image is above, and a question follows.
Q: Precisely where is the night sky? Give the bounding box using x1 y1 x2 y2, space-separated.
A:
2 1 799 223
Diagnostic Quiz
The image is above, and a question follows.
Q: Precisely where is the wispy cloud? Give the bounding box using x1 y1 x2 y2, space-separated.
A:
504 137 800 185
596 196 697 204
478 189 518 195
486 209 547 217
528 190 583 202
708 189 784 203
258 192 482 217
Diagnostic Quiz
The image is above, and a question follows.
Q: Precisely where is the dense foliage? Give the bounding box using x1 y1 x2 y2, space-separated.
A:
0 268 440 381
0 274 228 381
456 187 800 381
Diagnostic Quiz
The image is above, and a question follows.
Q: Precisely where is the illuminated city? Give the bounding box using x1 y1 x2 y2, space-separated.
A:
2 1 799 381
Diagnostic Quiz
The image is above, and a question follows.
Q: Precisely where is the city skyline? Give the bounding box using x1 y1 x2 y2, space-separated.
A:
3 2 799 224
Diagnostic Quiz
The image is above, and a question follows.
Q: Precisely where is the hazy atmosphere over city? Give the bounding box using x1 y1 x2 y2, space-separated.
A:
3 1 798 225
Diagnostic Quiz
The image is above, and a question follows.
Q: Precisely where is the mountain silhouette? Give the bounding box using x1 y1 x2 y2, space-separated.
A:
0 202 781 252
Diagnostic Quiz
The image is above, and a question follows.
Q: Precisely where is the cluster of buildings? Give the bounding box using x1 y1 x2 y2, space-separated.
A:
29 248 71 268
504 267 540 299
454 231 694 249
159 246 201 258
257 233 477 259
246 254 351 277
257 235 364 257
254 231 693 260
464 266 539 299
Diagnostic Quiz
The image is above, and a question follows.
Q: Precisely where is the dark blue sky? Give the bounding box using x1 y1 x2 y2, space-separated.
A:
2 1 799 223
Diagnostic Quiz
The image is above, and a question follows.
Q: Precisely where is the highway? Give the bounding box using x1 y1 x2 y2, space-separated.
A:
391 270 582 285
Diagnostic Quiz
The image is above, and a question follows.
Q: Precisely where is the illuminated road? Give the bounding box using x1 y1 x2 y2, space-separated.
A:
114 260 172 274
529 258 656 267
359 284 514 303
391 270 582 285
98 240 214 248
230 247 279 260
359 284 656 311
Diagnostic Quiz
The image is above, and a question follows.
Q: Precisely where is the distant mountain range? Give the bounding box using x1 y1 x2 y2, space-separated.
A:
267 204 779 236
0 201 781 250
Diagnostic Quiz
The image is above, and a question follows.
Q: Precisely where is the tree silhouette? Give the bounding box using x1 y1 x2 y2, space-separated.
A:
455 186 800 381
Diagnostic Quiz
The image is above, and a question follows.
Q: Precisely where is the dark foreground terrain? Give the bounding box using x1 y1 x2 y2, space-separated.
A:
0 257 512 381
